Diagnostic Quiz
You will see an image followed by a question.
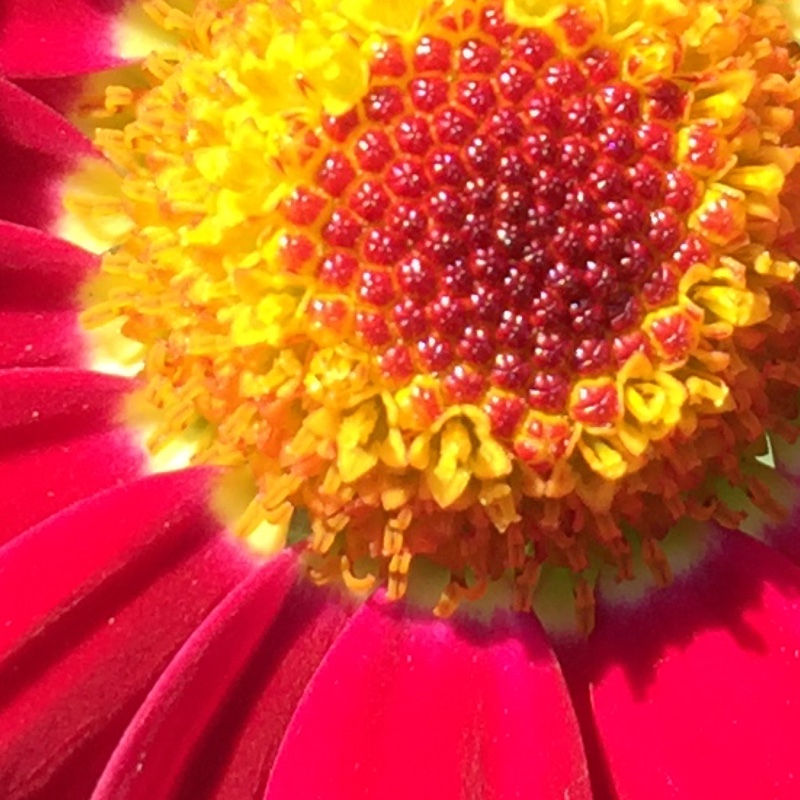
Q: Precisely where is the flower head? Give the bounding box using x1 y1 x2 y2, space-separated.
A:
3 0 800 798
74 0 800 623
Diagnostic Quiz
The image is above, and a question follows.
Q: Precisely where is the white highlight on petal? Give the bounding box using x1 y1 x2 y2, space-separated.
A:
84 318 144 378
113 1 186 61
57 157 131 255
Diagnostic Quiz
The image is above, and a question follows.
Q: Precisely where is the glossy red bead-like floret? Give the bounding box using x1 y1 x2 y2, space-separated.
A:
413 36 452 72
278 10 697 420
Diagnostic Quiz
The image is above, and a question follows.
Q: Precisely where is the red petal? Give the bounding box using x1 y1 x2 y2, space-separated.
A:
0 78 96 232
0 221 97 367
0 468 254 800
0 368 144 545
92 552 354 799
566 529 800 799
175 581 353 800
13 75 88 117
0 0 127 78
265 596 590 800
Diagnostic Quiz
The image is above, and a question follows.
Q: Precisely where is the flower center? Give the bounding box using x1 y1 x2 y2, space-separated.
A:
284 24 696 413
79 0 800 626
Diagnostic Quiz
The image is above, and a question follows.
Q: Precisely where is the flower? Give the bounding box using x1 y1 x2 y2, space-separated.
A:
3 0 800 797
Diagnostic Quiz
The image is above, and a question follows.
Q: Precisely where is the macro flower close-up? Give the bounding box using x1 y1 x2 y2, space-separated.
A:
5 0 800 797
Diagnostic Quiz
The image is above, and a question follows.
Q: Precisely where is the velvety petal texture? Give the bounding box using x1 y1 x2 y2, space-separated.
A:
0 468 256 799
558 529 800 799
0 79 97 232
0 368 144 545
92 550 355 800
265 596 591 800
0 221 97 368
0 0 127 77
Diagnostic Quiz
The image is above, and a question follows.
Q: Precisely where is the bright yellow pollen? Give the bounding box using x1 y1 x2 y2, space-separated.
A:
75 0 800 626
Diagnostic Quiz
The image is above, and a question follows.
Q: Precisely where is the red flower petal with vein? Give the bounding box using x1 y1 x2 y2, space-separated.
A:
0 369 143 542
0 79 98 231
264 597 589 800
0 223 97 368
0 469 254 798
558 530 800 798
0 0 128 78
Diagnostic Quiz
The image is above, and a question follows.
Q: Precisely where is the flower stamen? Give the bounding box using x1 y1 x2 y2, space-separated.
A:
75 0 800 625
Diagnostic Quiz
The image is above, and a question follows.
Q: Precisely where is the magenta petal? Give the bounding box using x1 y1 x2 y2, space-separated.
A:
0 78 96 231
0 309 82 369
0 221 98 367
0 468 255 799
265 596 590 800
12 75 88 117
92 551 354 800
0 0 127 78
90 551 299 800
0 368 144 545
570 530 800 799
160 579 354 800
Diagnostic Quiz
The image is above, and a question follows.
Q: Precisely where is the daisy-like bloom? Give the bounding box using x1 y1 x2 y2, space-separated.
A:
4 0 800 796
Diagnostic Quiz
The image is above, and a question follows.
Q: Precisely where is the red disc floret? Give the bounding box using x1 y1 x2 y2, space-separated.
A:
278 3 695 436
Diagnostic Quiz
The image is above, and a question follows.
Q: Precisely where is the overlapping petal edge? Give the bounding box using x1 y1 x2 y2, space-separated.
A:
3 2 800 799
